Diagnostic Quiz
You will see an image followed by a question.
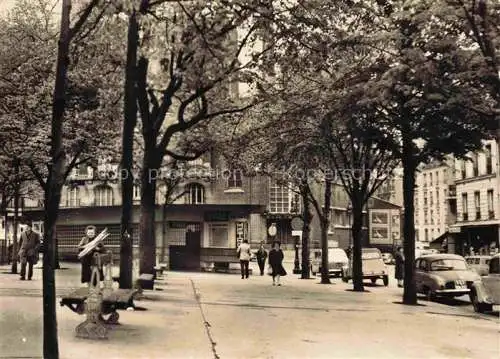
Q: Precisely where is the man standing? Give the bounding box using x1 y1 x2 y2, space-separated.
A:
237 239 252 279
18 221 41 281
256 241 268 276
78 225 97 285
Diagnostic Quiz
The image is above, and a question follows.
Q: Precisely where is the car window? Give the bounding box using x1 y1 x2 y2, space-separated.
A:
419 259 427 271
489 258 499 274
466 258 473 264
415 259 420 269
485 259 490 265
430 259 467 271
474 258 480 265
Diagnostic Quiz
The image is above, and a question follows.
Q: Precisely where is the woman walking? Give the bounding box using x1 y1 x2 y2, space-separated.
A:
268 241 286 286
394 246 405 288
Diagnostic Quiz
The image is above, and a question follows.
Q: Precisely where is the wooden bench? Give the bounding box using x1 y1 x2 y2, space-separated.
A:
60 287 138 323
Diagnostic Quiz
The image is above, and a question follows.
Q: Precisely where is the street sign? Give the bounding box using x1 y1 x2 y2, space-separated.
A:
291 216 304 230
449 227 461 233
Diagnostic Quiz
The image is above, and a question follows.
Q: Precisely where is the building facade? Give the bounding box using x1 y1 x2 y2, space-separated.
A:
414 159 456 245
447 140 500 255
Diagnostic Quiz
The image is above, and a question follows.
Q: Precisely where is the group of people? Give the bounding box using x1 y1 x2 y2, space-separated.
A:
237 240 287 286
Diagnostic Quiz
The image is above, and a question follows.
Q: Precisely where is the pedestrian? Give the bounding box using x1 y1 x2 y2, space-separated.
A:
18 221 41 281
256 241 268 276
78 225 104 285
394 246 404 288
268 241 286 286
236 239 251 279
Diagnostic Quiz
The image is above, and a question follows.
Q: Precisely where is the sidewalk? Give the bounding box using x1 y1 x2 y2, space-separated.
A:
0 264 213 359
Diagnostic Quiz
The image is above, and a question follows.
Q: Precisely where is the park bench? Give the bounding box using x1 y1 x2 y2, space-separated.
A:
60 287 138 324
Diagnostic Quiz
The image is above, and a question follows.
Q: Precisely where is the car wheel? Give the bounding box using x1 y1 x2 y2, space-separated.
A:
383 276 389 286
342 275 348 283
470 289 489 313
371 278 377 284
424 287 436 301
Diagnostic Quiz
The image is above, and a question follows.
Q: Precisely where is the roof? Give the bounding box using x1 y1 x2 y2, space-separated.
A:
419 254 465 261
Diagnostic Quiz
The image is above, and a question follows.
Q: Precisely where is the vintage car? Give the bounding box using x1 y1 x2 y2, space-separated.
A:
382 252 394 265
342 248 389 286
310 248 349 278
469 254 500 313
465 255 491 276
415 254 480 300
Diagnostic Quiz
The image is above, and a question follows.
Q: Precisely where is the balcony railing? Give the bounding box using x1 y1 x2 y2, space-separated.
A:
488 211 495 220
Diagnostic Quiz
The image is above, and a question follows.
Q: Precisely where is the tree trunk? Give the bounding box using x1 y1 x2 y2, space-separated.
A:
320 180 331 284
139 159 158 276
42 0 72 356
10 169 20 274
161 199 167 262
55 237 60 269
300 182 311 279
402 138 417 305
351 199 364 292
119 11 139 289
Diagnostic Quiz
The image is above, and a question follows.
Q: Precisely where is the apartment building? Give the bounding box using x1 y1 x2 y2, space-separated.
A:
448 140 500 255
375 173 404 207
414 159 456 245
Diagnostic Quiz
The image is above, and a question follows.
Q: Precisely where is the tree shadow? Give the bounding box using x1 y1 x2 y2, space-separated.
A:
345 289 371 293
392 301 426 307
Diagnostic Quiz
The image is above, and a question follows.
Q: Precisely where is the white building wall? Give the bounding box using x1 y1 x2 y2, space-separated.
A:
414 160 455 243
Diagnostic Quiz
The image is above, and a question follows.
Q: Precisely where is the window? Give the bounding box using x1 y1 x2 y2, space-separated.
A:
487 189 494 219
424 197 428 206
474 191 480 219
66 186 80 207
94 185 114 206
425 228 428 242
227 169 242 188
430 173 433 186
462 193 468 221
472 153 479 177
208 223 229 247
485 144 492 174
461 160 466 179
423 173 427 187
435 171 439 183
185 183 205 204
269 182 290 213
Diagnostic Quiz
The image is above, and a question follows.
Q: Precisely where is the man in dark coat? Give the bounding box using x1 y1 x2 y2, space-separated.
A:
394 246 405 288
78 225 101 285
256 241 268 276
18 222 41 280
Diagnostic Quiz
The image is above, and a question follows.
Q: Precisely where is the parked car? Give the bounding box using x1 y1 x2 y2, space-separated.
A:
310 248 349 278
382 252 394 265
342 248 389 286
469 254 500 313
415 254 480 301
465 255 491 276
